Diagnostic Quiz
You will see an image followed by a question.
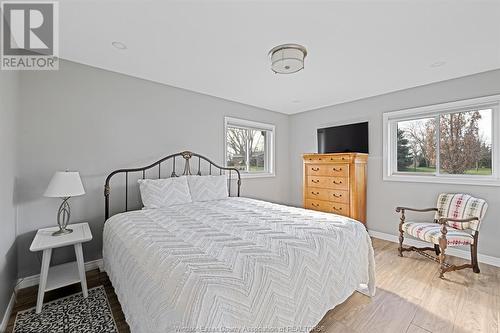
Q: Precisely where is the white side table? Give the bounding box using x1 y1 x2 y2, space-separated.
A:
30 222 93 313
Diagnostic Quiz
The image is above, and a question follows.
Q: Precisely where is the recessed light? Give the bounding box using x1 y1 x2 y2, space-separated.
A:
430 61 446 68
112 41 127 50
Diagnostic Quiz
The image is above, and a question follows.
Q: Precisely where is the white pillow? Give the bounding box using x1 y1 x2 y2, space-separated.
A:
138 176 192 209
187 175 229 202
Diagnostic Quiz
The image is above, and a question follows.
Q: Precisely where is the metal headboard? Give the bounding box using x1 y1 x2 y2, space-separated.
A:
104 151 241 220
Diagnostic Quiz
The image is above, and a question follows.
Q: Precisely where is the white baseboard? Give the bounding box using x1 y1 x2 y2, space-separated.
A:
0 292 15 333
368 230 500 268
15 258 104 291
0 258 104 332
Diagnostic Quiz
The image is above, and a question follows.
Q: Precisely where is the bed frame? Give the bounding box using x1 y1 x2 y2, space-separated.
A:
104 151 241 220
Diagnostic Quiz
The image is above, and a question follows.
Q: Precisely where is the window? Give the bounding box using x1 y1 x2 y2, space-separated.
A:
224 117 275 177
383 95 500 186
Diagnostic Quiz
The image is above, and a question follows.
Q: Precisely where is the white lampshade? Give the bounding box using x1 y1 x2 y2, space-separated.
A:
269 44 307 74
44 171 85 198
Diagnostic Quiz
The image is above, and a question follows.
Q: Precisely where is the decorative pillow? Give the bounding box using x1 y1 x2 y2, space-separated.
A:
187 175 229 202
138 176 192 209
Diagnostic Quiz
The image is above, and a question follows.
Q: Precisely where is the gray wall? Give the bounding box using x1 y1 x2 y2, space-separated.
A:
289 69 500 258
13 61 500 279
16 60 290 277
0 71 19 322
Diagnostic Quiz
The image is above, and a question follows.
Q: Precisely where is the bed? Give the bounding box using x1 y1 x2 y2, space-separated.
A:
102 151 375 333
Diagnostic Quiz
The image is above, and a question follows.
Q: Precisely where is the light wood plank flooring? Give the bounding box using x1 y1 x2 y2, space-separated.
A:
318 238 500 333
7 238 500 333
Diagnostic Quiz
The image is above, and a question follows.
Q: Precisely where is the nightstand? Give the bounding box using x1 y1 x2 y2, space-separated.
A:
30 222 93 313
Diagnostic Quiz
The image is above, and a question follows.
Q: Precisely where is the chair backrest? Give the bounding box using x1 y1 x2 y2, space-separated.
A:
435 193 488 232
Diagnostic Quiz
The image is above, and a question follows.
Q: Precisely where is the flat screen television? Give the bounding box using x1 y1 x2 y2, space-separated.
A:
317 122 369 154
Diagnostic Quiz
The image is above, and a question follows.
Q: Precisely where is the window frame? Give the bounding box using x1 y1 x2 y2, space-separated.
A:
224 116 275 178
383 95 500 186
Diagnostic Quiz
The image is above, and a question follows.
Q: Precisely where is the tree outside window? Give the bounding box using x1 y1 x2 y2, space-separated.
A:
396 109 492 175
224 117 274 176
226 126 267 173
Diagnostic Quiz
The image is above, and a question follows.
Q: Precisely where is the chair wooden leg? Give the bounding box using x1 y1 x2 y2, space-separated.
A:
398 210 405 257
471 243 480 273
434 244 440 256
438 223 448 278
398 232 404 257
438 247 447 278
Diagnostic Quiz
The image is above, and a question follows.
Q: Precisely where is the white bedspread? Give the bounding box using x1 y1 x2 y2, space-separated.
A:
103 197 375 333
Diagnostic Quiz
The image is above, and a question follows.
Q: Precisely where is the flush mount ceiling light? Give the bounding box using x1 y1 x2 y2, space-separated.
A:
112 41 127 50
269 44 307 74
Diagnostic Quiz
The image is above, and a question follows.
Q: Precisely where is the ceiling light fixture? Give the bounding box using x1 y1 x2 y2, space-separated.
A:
269 44 307 74
112 41 127 50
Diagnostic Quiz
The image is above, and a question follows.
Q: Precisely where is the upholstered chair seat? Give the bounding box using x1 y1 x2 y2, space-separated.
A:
402 222 474 246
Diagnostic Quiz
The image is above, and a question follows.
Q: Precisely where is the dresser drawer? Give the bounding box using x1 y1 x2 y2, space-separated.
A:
305 199 349 216
307 176 348 190
305 199 329 212
307 188 349 204
304 155 328 162
304 154 352 163
306 164 349 177
329 202 349 216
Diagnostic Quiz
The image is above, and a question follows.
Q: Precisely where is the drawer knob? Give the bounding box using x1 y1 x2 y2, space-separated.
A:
311 167 320 171
333 180 342 184
332 207 342 211
333 193 342 198
311 179 320 183
311 191 319 195
333 168 342 172
312 203 319 207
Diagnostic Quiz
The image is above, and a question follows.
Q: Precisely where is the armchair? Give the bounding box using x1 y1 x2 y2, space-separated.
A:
396 193 488 278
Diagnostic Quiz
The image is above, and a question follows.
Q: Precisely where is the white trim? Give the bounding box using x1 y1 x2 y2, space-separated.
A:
15 259 103 290
383 174 500 187
239 172 276 179
384 94 500 119
223 116 276 177
383 94 500 186
0 292 15 333
224 116 275 131
368 230 500 268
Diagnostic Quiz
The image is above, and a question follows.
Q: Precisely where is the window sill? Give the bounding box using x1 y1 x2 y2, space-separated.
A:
239 172 276 179
383 174 500 187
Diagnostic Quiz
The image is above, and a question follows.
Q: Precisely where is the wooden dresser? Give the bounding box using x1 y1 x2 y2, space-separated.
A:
303 153 368 224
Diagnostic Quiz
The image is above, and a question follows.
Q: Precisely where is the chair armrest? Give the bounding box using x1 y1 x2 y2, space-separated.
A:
395 207 438 213
437 217 479 224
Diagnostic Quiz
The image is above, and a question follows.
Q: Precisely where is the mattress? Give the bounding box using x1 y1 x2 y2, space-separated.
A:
103 197 375 333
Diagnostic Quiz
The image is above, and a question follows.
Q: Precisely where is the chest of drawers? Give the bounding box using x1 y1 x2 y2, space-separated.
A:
303 153 367 224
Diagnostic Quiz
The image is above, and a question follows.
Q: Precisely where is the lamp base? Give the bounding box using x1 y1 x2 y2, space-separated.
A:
52 228 73 236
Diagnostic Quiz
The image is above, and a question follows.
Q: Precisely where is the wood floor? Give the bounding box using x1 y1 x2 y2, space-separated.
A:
318 238 500 333
7 239 500 333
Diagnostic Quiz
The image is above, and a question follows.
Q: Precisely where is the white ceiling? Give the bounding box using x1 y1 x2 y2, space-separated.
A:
59 0 500 114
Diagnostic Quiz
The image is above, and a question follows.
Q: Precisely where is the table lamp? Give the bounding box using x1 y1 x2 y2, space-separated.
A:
44 171 85 236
